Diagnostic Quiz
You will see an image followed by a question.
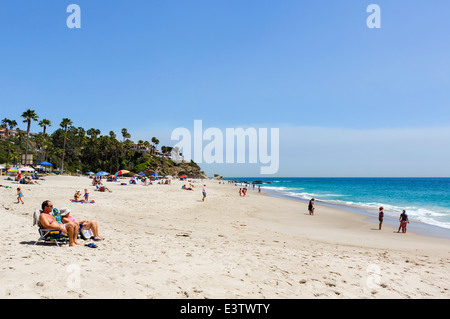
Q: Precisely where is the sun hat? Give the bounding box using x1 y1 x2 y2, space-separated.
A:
60 207 71 216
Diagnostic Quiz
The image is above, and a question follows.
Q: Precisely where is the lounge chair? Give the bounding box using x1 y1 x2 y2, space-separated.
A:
33 209 68 247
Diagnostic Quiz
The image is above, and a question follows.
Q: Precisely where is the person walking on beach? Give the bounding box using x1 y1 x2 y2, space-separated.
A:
378 206 384 230
239 188 242 196
258 185 261 193
202 184 207 202
308 198 315 215
397 210 409 233
17 187 24 204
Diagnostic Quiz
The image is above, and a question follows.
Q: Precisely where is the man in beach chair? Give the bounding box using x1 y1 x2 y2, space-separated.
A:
33 208 68 247
34 200 81 247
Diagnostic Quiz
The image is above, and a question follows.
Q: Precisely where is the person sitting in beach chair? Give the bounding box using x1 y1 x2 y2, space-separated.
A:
35 200 80 247
60 207 104 241
95 183 112 192
33 208 68 247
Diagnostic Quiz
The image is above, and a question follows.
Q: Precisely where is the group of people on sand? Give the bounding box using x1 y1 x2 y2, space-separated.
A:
378 206 410 233
38 200 104 247
308 198 411 234
237 185 261 197
181 184 193 190
74 189 90 202
181 183 207 202
238 188 247 196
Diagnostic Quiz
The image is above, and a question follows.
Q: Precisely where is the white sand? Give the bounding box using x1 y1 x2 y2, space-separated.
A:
0 175 449 298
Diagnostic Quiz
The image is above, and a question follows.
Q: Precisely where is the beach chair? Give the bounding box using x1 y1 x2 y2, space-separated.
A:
33 209 69 247
95 184 106 192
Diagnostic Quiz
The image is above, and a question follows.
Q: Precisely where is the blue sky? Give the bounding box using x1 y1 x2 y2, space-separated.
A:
1 1 450 177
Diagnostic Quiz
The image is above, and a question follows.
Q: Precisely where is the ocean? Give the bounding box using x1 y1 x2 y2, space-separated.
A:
227 177 450 232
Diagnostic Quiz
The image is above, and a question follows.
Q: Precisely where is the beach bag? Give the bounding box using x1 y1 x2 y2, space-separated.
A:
79 224 94 240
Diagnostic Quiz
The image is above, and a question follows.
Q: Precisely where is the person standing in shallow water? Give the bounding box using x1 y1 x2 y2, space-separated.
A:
308 198 315 215
378 206 384 230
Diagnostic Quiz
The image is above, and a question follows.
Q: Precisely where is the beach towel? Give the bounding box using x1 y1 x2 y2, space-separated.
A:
33 209 42 226
70 199 95 203
52 208 63 224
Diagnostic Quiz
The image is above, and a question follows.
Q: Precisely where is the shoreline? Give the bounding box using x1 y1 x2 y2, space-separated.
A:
261 188 450 240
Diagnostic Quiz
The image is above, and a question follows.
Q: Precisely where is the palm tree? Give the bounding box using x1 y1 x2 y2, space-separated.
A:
1 118 11 137
121 128 131 142
14 131 25 165
60 118 73 173
38 119 51 161
9 119 17 131
1 118 16 164
21 109 39 166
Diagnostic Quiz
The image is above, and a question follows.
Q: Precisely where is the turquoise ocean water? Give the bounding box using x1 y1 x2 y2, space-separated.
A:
228 177 450 231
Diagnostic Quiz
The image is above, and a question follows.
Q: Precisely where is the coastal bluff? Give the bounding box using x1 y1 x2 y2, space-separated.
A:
142 156 207 179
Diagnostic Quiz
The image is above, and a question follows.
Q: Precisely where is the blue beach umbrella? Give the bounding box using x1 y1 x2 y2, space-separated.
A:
86 172 94 175
38 161 53 167
95 171 110 176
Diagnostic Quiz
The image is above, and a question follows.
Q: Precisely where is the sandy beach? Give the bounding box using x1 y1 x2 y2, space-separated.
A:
0 175 449 299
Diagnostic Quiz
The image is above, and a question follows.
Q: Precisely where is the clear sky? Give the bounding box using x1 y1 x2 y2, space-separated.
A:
1 1 449 177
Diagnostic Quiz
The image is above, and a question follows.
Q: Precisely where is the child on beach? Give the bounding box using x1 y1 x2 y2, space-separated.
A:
17 187 24 204
84 189 89 202
378 206 384 230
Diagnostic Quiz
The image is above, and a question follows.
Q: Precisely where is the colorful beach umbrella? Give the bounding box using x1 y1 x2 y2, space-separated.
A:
7 167 18 172
115 170 130 175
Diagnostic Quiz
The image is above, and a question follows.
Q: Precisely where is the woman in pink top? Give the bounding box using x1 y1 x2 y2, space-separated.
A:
60 207 104 241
